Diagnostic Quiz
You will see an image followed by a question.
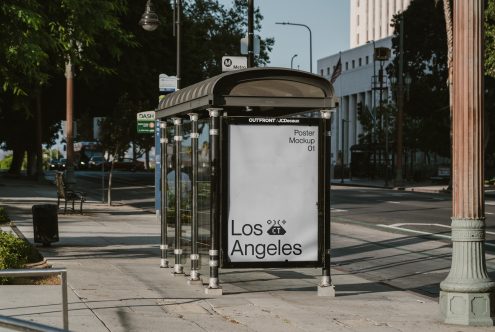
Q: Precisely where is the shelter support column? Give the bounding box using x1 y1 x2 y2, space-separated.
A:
439 0 495 325
160 121 169 268
318 109 335 297
188 113 201 283
205 108 223 295
172 118 184 275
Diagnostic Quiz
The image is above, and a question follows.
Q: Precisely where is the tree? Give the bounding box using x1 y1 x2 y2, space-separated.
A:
389 0 450 160
0 0 134 177
0 0 274 180
98 94 137 205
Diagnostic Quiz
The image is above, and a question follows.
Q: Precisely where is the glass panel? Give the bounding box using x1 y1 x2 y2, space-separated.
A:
165 120 211 274
229 79 325 98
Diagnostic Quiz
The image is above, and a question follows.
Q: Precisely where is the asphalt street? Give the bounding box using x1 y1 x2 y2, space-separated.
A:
331 186 495 247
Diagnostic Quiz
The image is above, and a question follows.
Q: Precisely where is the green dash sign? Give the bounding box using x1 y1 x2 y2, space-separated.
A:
137 111 155 134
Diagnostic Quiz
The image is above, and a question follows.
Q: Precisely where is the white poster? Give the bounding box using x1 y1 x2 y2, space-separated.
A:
228 120 319 263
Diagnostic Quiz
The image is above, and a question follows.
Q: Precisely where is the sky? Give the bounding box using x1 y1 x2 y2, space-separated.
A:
219 0 350 73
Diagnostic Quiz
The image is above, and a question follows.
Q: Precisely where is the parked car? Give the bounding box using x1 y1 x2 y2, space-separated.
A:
58 158 68 170
48 159 60 170
112 158 145 172
88 156 108 170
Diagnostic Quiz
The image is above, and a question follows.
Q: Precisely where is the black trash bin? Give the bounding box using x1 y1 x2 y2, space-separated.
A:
32 204 59 246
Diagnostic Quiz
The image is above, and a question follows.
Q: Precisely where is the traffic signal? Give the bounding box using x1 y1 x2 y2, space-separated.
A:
357 102 363 113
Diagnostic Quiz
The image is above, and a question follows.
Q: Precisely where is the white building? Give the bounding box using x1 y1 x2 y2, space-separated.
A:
350 0 412 48
318 0 411 172
318 37 392 167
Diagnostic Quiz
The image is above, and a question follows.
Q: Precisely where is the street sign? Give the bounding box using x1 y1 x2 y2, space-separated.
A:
159 74 177 93
137 111 155 134
222 56 248 72
240 34 260 55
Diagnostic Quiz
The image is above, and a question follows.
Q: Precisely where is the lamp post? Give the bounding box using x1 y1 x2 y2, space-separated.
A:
64 60 76 190
394 14 405 188
439 0 495 325
276 22 312 73
340 118 349 184
367 40 376 178
390 72 411 185
140 0 182 89
247 0 254 68
291 54 298 69
374 47 390 187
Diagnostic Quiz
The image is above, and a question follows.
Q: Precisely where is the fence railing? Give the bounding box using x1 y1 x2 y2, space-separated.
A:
0 268 68 331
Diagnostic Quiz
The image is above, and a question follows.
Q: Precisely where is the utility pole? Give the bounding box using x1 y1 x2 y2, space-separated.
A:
439 0 495 325
395 14 405 188
247 0 254 68
65 60 76 189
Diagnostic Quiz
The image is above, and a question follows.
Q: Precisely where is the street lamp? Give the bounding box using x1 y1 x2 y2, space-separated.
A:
140 0 182 89
291 54 298 69
276 22 312 73
139 0 160 31
374 47 391 187
367 40 377 179
390 71 412 184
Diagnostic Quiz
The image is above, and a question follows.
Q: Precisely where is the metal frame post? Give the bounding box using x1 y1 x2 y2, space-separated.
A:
205 108 223 295
318 110 336 296
247 0 254 68
173 117 184 275
0 268 68 330
61 270 68 329
188 113 201 282
160 121 169 268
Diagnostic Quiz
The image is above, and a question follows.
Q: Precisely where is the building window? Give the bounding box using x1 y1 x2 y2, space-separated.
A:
356 33 359 45
345 62 349 70
327 67 330 75
320 69 324 76
366 55 369 64
352 60 355 69
358 58 362 66
357 14 360 26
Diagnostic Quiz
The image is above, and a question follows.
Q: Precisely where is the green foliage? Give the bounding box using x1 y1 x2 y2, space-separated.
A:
0 0 273 177
0 155 12 170
388 0 450 158
0 207 10 224
486 0 495 78
0 231 32 284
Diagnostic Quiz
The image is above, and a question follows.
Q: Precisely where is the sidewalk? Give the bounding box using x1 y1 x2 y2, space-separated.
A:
0 176 492 331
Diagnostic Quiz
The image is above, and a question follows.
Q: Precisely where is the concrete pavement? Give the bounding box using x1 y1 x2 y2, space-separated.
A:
0 175 493 331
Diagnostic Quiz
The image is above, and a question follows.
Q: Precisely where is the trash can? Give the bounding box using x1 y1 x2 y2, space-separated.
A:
32 204 59 246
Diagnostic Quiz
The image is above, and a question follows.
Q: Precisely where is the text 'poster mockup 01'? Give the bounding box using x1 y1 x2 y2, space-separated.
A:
227 118 319 263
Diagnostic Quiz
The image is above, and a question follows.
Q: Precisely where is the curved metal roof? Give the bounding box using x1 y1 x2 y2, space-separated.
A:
157 67 336 118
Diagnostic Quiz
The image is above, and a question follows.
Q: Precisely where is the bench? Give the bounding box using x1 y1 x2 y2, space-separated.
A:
55 172 86 214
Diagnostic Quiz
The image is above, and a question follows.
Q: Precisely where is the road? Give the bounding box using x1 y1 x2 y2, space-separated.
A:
58 170 495 297
331 185 495 246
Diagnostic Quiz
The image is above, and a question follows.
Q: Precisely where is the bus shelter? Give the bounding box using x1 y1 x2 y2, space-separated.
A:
156 67 337 295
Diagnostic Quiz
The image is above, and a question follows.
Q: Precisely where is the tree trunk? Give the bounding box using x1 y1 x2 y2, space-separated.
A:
35 90 44 181
107 148 118 206
145 148 150 170
8 147 24 177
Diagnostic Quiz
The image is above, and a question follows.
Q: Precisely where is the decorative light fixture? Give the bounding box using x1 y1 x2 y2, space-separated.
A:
139 0 160 31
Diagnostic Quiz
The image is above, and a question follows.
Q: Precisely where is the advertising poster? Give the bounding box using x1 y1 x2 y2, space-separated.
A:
227 118 320 264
